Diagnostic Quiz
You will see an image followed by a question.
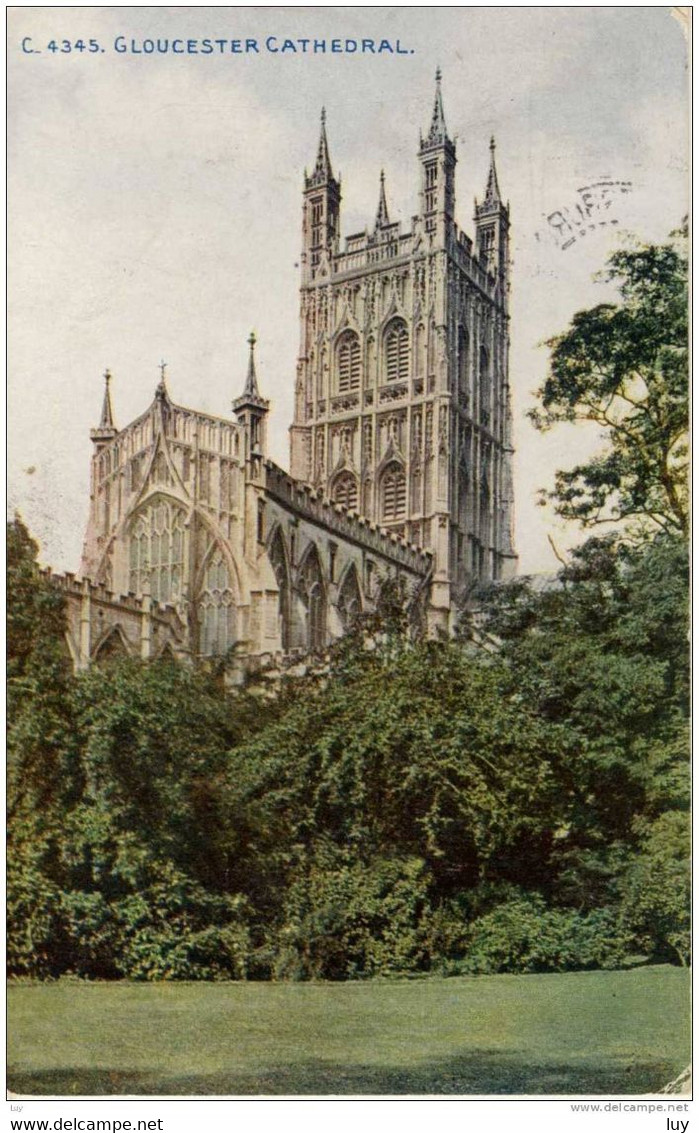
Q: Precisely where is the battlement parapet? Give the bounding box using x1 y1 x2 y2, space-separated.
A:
263 461 432 574
41 569 183 628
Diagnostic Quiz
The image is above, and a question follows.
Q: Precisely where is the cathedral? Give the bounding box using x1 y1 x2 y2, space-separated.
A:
59 72 517 674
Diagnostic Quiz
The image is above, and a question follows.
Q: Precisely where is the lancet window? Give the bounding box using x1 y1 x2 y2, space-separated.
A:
337 331 361 393
332 471 358 512
381 462 407 523
198 550 236 656
384 318 409 382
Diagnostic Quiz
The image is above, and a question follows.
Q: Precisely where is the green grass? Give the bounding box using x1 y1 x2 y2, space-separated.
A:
8 966 689 1096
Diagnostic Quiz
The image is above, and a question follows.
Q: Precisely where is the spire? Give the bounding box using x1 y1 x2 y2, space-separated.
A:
483 136 502 207
374 170 390 229
232 331 269 415
312 106 334 182
99 368 115 429
90 369 118 445
243 331 260 398
424 66 449 147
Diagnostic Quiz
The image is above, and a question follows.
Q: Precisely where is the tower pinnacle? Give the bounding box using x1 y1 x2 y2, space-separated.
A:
424 66 449 148
243 331 260 399
482 135 502 207
374 169 390 229
90 368 118 446
309 106 334 184
232 332 269 455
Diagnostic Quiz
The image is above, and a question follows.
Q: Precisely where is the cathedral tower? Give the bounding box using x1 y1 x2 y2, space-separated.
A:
289 73 517 625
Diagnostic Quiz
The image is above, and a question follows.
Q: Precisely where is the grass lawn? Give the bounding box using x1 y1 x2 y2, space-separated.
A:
8 965 689 1096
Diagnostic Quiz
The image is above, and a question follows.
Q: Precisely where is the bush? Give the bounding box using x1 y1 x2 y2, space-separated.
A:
7 833 64 978
460 895 631 974
272 850 432 980
620 811 690 966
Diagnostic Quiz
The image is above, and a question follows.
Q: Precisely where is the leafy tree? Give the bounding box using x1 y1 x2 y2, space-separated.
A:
7 516 81 977
477 532 689 911
531 227 688 536
620 811 690 966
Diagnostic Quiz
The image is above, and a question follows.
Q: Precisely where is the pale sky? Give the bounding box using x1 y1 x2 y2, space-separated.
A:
8 6 689 574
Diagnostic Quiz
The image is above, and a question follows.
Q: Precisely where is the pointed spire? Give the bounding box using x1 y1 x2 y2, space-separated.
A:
243 331 260 398
374 169 390 229
483 135 502 207
99 368 115 429
90 368 118 445
313 106 334 181
232 331 269 416
425 66 449 146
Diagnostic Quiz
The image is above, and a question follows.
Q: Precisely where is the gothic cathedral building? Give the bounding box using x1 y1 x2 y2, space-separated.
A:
68 73 516 673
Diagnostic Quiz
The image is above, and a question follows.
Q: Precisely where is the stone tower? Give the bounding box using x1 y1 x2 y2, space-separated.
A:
289 72 517 627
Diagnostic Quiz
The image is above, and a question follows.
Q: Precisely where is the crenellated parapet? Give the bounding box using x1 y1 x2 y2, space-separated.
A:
264 460 432 576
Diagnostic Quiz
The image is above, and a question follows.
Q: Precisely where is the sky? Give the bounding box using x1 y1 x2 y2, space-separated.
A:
7 6 689 575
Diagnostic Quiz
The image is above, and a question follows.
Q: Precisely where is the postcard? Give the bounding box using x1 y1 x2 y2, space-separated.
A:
7 5 691 1121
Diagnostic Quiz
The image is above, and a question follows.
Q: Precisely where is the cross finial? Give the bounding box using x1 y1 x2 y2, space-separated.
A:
159 359 167 382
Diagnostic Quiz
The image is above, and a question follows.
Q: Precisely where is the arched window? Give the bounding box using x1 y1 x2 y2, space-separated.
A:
332 471 358 512
198 550 236 656
337 565 362 630
128 498 185 603
381 461 407 523
479 345 490 425
268 528 291 652
297 544 326 652
458 326 469 394
384 318 409 382
336 331 361 393
94 626 130 663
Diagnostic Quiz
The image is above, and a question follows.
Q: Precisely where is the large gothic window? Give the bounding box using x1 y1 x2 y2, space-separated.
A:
384 318 409 382
198 550 236 656
337 564 362 630
336 331 361 393
268 528 291 652
381 462 407 523
128 498 185 603
332 471 358 513
297 544 326 652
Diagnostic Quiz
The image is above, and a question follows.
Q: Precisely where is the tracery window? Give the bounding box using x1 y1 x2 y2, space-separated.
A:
268 528 291 651
381 461 407 523
337 331 361 393
384 318 409 382
128 498 185 603
332 471 358 513
198 551 236 656
297 544 326 652
337 565 362 630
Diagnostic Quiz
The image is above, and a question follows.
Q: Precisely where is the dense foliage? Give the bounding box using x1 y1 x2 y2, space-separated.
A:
8 231 689 980
531 226 688 536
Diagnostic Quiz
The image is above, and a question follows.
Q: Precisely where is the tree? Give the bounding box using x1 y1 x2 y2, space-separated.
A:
477 532 689 911
531 227 688 537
